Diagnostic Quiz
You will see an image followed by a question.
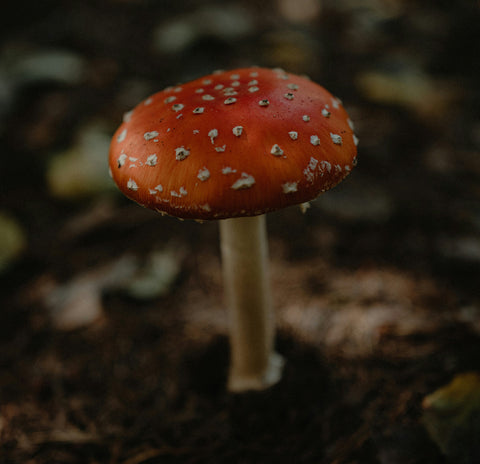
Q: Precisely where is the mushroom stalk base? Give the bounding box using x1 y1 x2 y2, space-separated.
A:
220 215 283 392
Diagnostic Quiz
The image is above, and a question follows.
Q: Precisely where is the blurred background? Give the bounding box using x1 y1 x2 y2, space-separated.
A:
1 1 479 463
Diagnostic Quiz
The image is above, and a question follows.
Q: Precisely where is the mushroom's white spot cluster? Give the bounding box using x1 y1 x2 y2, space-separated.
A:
282 182 298 194
117 129 127 143
273 68 289 80
171 187 188 197
222 166 237 174
347 118 355 130
146 154 158 166
248 79 258 86
332 97 341 109
231 81 240 87
172 103 184 112
195 88 204 94
284 92 295 100
231 173 255 190
208 129 218 144
144 97 153 105
322 107 331 118
248 86 259 93
287 83 299 90
117 153 127 167
300 202 310 213
223 89 238 97
214 84 224 90
173 87 183 93
310 135 321 146
175 147 190 160
271 144 284 156
353 134 359 146
250 71 259 77
224 97 237 105
302 156 341 183
164 96 176 104
308 157 319 171
197 167 210 181
193 129 200 134
289 131 298 140
320 160 332 173
123 110 133 123
330 133 343 145
215 145 226 152
127 179 138 191
193 107 204 114
230 74 240 80
126 157 137 169
259 99 270 106
232 126 243 136
203 79 212 85
302 115 310 122
304 157 319 183
202 94 215 101
144 131 159 141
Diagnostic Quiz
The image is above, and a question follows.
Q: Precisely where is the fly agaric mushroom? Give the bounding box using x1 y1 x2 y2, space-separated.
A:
109 67 358 392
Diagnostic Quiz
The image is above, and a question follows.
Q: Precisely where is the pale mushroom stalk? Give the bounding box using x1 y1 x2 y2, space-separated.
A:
220 215 283 392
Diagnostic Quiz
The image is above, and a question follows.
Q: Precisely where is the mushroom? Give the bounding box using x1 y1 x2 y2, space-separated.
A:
108 67 358 392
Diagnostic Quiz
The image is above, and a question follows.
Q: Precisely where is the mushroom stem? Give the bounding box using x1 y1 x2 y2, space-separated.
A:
219 215 284 392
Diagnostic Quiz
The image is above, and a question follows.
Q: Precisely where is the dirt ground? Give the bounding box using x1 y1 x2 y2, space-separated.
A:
1 1 479 463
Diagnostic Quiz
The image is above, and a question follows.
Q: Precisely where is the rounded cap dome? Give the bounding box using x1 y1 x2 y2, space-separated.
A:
109 67 358 220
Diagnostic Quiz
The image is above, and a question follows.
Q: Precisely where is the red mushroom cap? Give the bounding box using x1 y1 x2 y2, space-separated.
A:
109 67 358 220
